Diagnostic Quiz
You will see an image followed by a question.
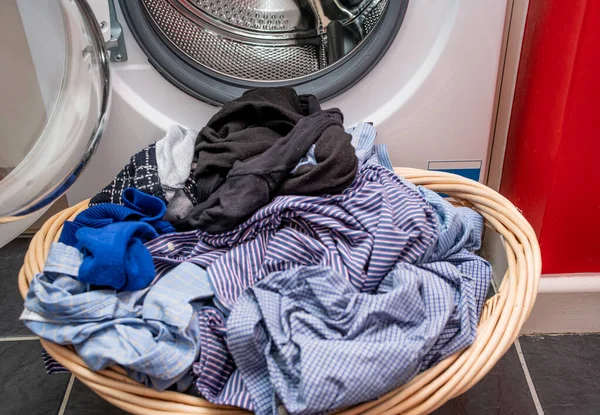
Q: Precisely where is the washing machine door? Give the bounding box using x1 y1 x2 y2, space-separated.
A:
0 0 110 242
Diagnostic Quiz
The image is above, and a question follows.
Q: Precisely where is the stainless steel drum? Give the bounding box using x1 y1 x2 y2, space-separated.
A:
120 0 408 103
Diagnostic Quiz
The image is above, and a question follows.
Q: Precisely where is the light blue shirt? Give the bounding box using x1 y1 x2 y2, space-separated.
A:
21 244 215 391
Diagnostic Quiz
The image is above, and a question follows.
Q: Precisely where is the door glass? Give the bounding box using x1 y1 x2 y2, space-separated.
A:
0 0 110 221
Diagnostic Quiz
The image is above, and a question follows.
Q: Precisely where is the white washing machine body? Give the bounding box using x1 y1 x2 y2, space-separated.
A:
66 0 508 204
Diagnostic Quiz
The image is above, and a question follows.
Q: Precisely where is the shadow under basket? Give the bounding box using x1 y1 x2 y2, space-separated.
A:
17 167 541 415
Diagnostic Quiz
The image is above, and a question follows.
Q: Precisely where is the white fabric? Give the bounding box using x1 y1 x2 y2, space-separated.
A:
155 125 197 201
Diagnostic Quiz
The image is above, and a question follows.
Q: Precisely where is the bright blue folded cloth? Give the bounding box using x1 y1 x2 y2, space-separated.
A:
76 222 158 291
58 188 174 290
60 188 174 247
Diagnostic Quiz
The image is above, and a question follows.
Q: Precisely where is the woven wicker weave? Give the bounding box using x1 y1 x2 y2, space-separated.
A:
18 168 541 414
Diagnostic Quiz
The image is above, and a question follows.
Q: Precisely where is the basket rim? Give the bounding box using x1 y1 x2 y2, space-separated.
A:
18 167 541 415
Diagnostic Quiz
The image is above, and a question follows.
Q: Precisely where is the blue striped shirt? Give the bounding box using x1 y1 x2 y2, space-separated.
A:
145 165 484 410
35 120 394 377
146 165 439 306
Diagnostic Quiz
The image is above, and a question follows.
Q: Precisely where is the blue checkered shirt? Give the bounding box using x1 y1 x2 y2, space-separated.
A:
224 182 492 414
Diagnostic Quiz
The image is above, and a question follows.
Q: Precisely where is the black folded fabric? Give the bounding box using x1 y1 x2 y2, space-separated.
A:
194 87 320 203
181 108 356 233
183 87 357 233
277 123 358 196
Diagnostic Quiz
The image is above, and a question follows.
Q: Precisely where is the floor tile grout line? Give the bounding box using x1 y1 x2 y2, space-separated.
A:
0 336 38 341
58 374 75 415
514 339 545 415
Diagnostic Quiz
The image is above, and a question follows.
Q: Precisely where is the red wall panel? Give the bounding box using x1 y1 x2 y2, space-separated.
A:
501 0 600 274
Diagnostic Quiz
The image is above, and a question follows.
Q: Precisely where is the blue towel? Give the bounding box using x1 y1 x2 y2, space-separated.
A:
58 188 174 290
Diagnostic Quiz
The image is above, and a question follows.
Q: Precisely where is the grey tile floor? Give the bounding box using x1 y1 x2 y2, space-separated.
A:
2 239 599 414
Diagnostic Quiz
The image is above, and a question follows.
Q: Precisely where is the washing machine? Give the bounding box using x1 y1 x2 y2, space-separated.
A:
0 0 508 244
64 0 508 202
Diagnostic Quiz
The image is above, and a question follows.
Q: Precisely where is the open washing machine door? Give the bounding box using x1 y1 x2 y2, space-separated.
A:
0 0 109 246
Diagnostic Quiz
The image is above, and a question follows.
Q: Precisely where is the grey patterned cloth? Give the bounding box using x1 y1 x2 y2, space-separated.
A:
163 188 195 222
163 166 199 222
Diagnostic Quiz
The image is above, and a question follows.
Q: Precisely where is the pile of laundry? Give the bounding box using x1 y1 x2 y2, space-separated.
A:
21 88 491 415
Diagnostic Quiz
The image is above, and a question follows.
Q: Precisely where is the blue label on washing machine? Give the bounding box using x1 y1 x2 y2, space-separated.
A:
427 161 482 197
427 160 482 181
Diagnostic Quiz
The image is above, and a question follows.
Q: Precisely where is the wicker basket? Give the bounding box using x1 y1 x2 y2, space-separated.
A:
18 168 541 415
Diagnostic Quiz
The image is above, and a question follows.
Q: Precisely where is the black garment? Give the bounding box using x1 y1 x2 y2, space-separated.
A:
194 87 320 204
277 126 358 196
181 109 355 234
